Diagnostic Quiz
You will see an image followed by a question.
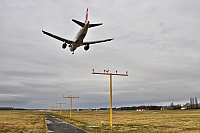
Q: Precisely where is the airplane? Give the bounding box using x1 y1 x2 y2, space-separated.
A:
42 8 114 54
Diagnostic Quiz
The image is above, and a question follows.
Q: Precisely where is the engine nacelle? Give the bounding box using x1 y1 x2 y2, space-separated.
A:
62 43 67 49
84 45 90 51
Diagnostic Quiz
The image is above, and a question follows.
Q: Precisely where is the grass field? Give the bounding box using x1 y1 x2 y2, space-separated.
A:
0 110 200 133
55 109 200 133
0 110 46 133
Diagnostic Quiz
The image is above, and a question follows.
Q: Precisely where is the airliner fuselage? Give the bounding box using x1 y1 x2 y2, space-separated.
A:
70 21 90 52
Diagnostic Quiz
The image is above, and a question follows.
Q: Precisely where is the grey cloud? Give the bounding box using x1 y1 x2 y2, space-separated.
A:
0 0 200 109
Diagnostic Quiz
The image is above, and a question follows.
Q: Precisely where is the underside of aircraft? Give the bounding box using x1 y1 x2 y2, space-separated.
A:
42 8 113 54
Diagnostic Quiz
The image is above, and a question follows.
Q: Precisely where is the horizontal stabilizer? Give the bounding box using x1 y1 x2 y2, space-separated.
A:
89 23 103 28
72 19 102 28
72 19 85 27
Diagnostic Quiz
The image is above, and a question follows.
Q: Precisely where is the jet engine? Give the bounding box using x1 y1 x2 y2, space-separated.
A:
62 43 67 49
84 45 90 51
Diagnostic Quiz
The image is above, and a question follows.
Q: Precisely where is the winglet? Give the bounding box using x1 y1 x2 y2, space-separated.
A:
85 8 88 23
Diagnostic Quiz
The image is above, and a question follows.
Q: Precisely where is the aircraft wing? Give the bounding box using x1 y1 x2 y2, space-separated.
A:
42 30 74 44
83 38 114 45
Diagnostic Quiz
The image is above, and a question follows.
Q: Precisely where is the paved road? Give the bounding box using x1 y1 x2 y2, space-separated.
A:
45 114 87 133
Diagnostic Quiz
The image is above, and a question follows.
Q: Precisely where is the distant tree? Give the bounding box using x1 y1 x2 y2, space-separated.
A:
190 97 194 109
170 102 174 107
195 97 198 109
189 97 199 109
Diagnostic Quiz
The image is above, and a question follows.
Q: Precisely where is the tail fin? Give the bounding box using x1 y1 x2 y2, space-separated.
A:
85 8 88 23
72 8 103 28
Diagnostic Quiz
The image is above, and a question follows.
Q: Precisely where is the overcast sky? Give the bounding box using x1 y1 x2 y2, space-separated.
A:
0 0 200 109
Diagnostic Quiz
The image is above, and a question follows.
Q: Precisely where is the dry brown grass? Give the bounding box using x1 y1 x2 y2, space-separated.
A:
1 110 199 133
56 109 200 133
0 110 46 133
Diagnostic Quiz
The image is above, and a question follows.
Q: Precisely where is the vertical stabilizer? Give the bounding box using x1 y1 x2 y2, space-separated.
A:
72 8 102 28
85 8 88 23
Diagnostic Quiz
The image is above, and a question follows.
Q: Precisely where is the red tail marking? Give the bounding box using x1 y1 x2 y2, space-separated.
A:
85 8 88 23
